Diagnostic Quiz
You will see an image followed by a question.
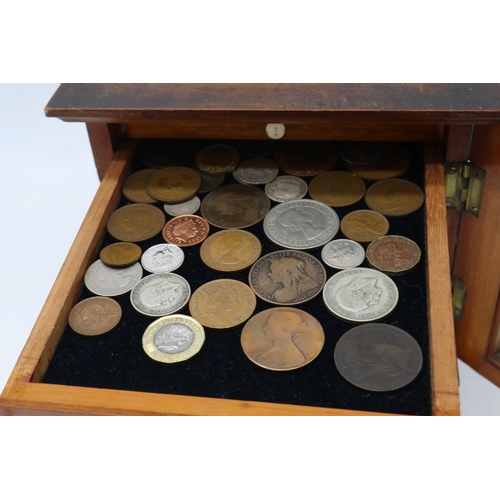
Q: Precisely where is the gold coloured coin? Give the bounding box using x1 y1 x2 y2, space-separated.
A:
195 144 240 176
340 210 390 243
366 235 421 275
365 179 425 216
142 314 205 363
100 242 142 267
122 169 158 204
308 171 366 207
107 203 166 242
241 307 325 371
68 297 122 336
146 166 201 203
189 279 257 330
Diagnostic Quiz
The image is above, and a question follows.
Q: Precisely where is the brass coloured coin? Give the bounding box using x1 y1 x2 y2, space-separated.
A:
107 204 166 242
195 144 240 176
122 169 158 203
308 171 366 207
146 166 201 203
100 242 142 268
340 210 390 243
366 235 421 275
364 179 425 216
68 296 122 336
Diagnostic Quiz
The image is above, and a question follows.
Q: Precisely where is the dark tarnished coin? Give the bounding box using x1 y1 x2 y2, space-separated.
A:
366 235 421 275
249 250 326 305
137 139 198 167
122 169 158 204
195 144 240 176
68 296 122 336
191 167 225 193
146 166 201 203
100 242 142 268
241 307 325 371
340 141 383 165
334 323 423 391
308 171 366 207
340 209 390 243
201 184 270 229
162 215 210 247
233 158 279 185
107 203 166 242
364 178 425 216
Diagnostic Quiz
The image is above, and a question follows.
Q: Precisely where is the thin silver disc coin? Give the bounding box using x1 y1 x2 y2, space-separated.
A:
233 158 279 185
321 239 366 270
84 259 143 297
163 196 201 216
141 244 185 273
264 175 308 203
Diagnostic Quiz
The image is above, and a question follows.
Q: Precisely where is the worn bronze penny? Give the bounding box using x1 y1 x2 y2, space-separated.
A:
365 179 425 216
241 307 325 371
146 166 201 203
334 323 423 391
100 242 142 268
340 210 390 243
340 141 382 165
200 229 262 272
366 235 421 275
68 296 122 336
162 215 210 247
308 171 366 207
137 139 197 167
189 279 257 329
107 204 166 242
122 169 158 204
195 144 240 176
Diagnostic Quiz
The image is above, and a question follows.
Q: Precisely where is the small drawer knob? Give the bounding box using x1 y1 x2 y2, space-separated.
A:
266 123 285 140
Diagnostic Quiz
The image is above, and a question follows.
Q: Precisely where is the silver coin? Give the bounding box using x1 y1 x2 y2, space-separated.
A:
321 239 366 270
130 272 191 317
263 199 340 250
141 244 185 273
84 259 143 297
233 158 279 185
264 175 308 203
163 196 201 216
323 268 398 323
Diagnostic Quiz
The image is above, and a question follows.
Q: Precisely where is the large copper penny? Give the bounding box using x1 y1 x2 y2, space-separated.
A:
366 235 421 275
122 169 158 204
146 166 201 203
201 184 270 229
364 179 425 216
162 215 210 247
340 210 390 243
241 307 325 371
68 296 122 336
107 204 166 242
195 144 240 176
137 139 197 167
334 323 423 391
249 250 326 306
308 171 366 207
200 229 262 272
189 279 257 329
100 242 142 268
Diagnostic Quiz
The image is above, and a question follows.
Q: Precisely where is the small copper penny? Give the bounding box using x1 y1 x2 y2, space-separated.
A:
189 279 257 329
340 210 390 243
68 296 122 336
308 171 366 207
146 166 201 203
366 235 421 275
122 169 158 204
107 204 166 242
137 139 197 167
195 144 240 176
162 215 210 247
241 307 325 371
100 242 142 268
365 179 425 216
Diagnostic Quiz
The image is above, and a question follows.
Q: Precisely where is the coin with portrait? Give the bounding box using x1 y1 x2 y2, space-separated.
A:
162 215 210 247
308 171 366 207
146 166 201 203
264 175 308 203
107 204 166 242
122 169 158 203
366 235 421 275
68 297 122 336
195 144 240 175
340 209 390 243
364 179 424 216
100 242 142 268
321 239 365 270
141 243 185 273
84 260 143 297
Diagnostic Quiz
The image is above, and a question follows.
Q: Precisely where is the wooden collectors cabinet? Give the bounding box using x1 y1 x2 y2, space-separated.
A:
1 83 500 416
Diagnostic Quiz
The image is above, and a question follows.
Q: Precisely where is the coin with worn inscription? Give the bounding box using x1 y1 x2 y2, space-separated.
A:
137 139 197 168
263 199 339 250
146 166 201 203
274 141 339 176
141 243 185 273
84 259 143 296
241 307 325 371
249 250 326 305
321 239 365 270
130 272 191 317
237 140 276 158
200 229 262 272
334 323 423 391
163 196 201 216
122 169 158 203
323 268 398 322
100 242 142 268
162 215 210 247
189 279 257 329
366 235 421 275
340 141 383 165
365 179 425 216
233 158 279 185
264 175 308 203
340 210 390 243
107 203 166 242
191 167 225 193
201 184 270 229
142 314 205 364
308 171 366 207
195 144 240 176
68 296 122 336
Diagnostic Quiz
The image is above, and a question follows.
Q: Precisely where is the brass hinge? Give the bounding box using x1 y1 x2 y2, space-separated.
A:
451 276 467 321
445 162 485 217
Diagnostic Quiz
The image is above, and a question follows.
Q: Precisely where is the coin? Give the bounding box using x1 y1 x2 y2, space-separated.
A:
340 210 390 243
200 229 262 272
366 235 421 275
233 158 279 185
146 166 201 203
100 242 142 268
201 184 270 229
264 175 308 203
84 259 143 296
364 179 425 216
107 203 166 242
274 141 338 176
334 323 423 391
195 144 240 176
323 267 398 322
163 196 201 216
241 307 325 371
192 167 225 193
142 314 205 364
321 239 365 270
249 250 327 305
122 169 158 204
137 139 197 167
340 141 382 165
130 272 191 317
162 215 210 247
308 171 366 207
68 296 122 336
189 279 257 329
141 243 185 273
263 199 339 250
